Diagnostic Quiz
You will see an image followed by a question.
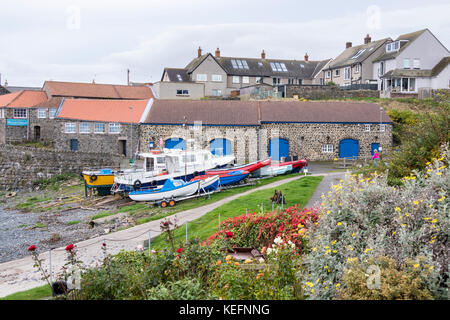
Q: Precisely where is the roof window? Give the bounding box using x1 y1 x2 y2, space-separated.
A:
231 59 249 69
351 49 366 59
270 62 288 72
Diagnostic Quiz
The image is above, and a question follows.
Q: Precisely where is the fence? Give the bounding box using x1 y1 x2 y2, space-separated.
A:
340 84 378 91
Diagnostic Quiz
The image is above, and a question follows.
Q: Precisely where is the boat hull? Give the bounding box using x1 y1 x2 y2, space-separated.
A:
199 175 220 192
192 170 249 186
205 158 271 175
129 180 200 202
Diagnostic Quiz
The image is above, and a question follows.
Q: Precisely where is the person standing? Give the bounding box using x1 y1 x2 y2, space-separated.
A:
372 149 380 167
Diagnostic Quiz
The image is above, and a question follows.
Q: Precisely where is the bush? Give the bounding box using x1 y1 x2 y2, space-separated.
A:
339 256 435 300
302 148 449 300
148 278 215 300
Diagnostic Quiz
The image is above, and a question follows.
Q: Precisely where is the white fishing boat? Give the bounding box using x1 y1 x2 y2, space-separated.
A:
112 146 234 192
257 164 293 177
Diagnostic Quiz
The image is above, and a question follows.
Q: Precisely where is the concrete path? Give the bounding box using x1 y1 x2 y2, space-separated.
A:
305 172 347 208
0 172 327 297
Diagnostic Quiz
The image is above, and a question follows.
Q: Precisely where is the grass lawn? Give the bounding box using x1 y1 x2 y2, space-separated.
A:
0 284 52 300
149 175 323 249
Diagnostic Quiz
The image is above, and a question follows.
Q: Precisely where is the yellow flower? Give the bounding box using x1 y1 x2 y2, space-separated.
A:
431 219 438 223
324 266 329 269
438 196 445 202
436 172 442 176
226 255 233 261
352 232 356 237
331 240 337 245
332 250 337 253
305 282 314 287
364 248 372 254
326 210 331 215
413 263 419 268
429 266 434 270
312 247 317 252
337 222 342 226
395 207 401 212
392 231 396 235
413 200 419 205
336 283 341 288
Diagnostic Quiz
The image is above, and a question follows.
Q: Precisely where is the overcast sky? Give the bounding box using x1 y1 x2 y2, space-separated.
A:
0 0 449 87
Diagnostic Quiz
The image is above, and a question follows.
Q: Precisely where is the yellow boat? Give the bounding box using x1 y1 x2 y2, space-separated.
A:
82 169 115 196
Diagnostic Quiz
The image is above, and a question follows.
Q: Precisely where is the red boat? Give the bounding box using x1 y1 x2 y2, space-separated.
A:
271 159 308 173
206 158 271 175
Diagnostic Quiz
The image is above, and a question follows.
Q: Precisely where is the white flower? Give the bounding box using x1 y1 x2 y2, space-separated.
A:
267 248 273 255
288 240 295 249
274 236 283 245
136 245 144 251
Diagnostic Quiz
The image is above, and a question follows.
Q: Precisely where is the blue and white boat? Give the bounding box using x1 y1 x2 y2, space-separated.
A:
192 170 249 187
128 179 200 202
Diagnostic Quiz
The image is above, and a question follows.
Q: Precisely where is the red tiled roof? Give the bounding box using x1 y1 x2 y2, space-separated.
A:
143 100 392 125
0 90 48 108
43 81 154 99
57 98 151 123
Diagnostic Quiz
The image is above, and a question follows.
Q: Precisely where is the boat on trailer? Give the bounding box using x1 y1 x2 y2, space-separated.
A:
191 169 250 187
128 179 200 202
112 147 234 193
271 159 308 173
205 158 271 175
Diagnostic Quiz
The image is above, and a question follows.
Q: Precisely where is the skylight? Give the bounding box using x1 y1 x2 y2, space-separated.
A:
351 49 366 59
176 74 183 81
231 59 249 69
270 62 288 72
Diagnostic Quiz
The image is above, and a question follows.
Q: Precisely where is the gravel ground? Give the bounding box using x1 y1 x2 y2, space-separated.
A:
0 201 106 264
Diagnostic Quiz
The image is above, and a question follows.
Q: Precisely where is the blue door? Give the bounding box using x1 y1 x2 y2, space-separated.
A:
210 138 231 156
269 138 289 160
371 143 380 156
165 138 186 150
70 139 78 151
339 139 359 159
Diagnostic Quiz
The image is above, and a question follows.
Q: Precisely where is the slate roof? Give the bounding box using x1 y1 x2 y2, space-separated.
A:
162 68 191 82
57 98 151 123
0 90 48 108
431 56 450 76
3 86 41 93
143 100 392 125
325 38 391 70
372 29 427 63
43 81 154 100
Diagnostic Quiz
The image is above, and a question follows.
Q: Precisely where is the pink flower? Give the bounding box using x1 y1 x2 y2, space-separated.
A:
176 248 183 254
65 244 74 251
28 245 36 252
226 231 233 238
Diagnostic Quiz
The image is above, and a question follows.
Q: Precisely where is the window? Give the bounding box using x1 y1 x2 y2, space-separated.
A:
298 79 303 85
351 49 366 59
270 62 288 72
242 76 249 84
176 89 189 96
322 144 333 153
379 62 384 76
334 69 340 77
288 78 295 85
413 59 420 69
196 74 207 81
231 59 249 69
49 108 57 119
14 108 27 118
355 64 360 73
232 76 240 84
386 43 392 52
0 109 4 118
182 154 196 162
109 123 120 133
212 89 222 96
409 78 416 92
320 78 325 85
379 124 386 132
386 41 400 52
37 108 47 119
256 77 263 84
272 77 281 85
94 122 105 133
65 122 76 133
212 74 222 82
365 124 371 132
344 67 351 80
176 74 183 81
326 71 331 78
403 59 410 69
79 122 90 133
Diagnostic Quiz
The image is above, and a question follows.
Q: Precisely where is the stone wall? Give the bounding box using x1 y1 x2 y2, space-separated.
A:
139 122 393 162
0 144 124 190
53 120 140 157
284 85 380 100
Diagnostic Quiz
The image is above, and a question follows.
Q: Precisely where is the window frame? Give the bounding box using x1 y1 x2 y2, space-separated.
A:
322 144 333 153
232 76 240 84
211 89 222 96
364 124 371 132
211 74 222 82
334 69 340 77
344 67 351 80
196 74 207 82
37 108 47 119
109 123 121 134
403 59 410 69
79 122 91 134
242 76 250 84
49 108 57 119
413 59 420 69
94 122 106 134
379 124 386 132
13 108 27 119
65 122 76 133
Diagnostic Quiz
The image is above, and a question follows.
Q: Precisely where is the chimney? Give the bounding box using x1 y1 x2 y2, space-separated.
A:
198 46 202 58
261 50 266 59
346 42 352 49
215 47 220 58
364 34 371 44
304 52 309 61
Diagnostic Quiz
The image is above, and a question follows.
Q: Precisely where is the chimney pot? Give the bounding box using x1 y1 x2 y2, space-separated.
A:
304 52 309 61
346 42 352 49
261 50 266 59
215 47 220 58
364 34 371 44
198 46 202 58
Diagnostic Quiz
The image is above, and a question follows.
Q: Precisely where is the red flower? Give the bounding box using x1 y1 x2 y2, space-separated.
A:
176 248 183 254
28 245 36 252
65 244 74 251
102 242 106 247
226 231 233 238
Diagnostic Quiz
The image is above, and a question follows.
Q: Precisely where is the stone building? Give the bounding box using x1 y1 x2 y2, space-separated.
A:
139 100 392 162
0 90 50 144
54 98 153 157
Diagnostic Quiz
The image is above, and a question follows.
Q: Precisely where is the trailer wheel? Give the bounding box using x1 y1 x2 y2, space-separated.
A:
169 199 176 207
160 200 168 208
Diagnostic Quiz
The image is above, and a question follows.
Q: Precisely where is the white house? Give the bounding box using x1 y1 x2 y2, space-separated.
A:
372 29 450 98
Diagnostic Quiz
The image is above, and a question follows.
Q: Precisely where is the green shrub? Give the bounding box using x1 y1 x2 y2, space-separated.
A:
148 278 215 300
